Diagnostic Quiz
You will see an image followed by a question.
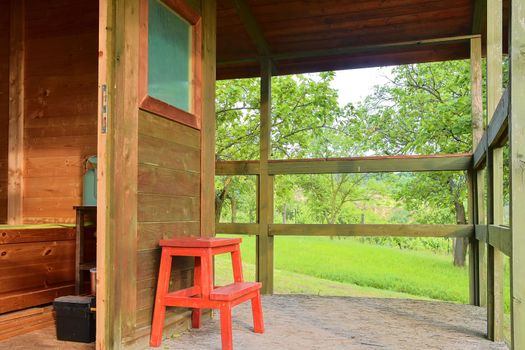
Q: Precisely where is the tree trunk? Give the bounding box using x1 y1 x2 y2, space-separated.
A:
282 203 287 224
231 197 236 223
453 199 468 266
215 177 233 222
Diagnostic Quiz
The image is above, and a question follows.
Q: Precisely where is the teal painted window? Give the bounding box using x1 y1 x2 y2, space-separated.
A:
148 0 192 112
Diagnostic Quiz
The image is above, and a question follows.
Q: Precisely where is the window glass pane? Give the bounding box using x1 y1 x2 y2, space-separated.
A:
148 0 192 112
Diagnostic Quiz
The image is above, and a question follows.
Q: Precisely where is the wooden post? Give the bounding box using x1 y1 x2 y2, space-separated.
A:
477 168 487 307
7 0 24 225
470 36 483 306
200 0 216 238
96 0 114 348
257 58 274 294
486 0 504 341
509 0 525 346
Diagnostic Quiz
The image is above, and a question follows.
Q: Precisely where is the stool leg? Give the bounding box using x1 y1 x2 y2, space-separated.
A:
150 249 172 347
251 291 264 334
192 256 202 328
231 245 244 282
220 304 233 350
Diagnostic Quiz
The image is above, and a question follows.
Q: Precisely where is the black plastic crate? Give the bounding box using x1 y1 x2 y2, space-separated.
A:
53 296 95 343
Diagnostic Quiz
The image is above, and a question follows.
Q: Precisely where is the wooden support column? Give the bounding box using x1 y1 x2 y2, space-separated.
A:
7 0 24 225
486 0 504 341
200 0 216 238
96 0 114 348
477 168 487 307
470 36 483 306
509 0 525 346
256 58 274 294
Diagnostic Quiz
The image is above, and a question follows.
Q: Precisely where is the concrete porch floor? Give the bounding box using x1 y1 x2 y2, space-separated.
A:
0 295 509 349
152 295 508 350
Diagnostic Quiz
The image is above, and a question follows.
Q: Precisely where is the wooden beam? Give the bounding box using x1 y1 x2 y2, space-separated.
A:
216 160 260 175
476 225 512 257
468 170 478 305
200 0 216 238
231 0 271 59
509 0 525 345
471 0 487 34
269 154 472 175
7 0 24 225
486 0 504 340
470 36 483 306
473 89 509 169
96 0 114 348
473 133 487 169
488 225 512 257
216 155 472 176
471 37 484 148
216 223 259 235
269 224 473 238
109 0 140 343
218 35 480 66
477 169 487 307
476 224 488 242
257 59 274 295
487 88 509 148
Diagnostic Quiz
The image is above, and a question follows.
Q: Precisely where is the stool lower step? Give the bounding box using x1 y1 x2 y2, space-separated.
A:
211 282 262 301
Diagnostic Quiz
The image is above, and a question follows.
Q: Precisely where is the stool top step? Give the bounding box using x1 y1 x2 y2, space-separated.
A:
159 237 242 248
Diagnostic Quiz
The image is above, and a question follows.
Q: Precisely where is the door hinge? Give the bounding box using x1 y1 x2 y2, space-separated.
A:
101 84 108 134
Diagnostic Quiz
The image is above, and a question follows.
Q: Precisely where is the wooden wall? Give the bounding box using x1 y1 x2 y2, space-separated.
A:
23 0 98 223
99 0 216 347
0 227 76 314
0 0 9 224
135 111 201 329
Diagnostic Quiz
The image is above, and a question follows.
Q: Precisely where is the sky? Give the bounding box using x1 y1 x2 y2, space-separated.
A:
330 67 393 106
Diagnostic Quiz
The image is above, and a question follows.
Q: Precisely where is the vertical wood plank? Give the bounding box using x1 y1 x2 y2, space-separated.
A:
467 170 478 305
200 0 216 238
486 0 504 341
257 58 274 294
103 0 140 346
470 37 483 306
477 169 487 307
7 0 24 225
509 0 525 346
96 0 113 348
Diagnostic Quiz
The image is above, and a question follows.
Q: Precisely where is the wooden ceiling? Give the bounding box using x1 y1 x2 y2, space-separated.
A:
216 0 508 80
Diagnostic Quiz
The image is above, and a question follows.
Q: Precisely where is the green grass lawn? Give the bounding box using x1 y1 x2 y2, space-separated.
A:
216 235 511 310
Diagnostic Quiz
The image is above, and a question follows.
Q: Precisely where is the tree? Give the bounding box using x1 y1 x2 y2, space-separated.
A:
358 61 472 266
215 72 349 221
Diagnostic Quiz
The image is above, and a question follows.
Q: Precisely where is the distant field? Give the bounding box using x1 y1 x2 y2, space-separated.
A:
215 235 510 312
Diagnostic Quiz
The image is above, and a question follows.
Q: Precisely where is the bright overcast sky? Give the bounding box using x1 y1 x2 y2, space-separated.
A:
331 67 393 106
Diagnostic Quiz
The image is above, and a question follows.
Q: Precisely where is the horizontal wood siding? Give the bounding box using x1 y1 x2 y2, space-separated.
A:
0 227 76 314
23 0 98 223
136 111 201 329
0 0 9 224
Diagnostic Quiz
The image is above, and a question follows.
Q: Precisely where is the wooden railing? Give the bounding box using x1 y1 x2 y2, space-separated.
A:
216 153 476 296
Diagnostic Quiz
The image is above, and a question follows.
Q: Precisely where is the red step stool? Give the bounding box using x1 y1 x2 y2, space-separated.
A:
150 237 264 350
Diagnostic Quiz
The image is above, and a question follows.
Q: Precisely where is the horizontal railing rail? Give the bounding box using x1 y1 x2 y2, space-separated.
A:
216 153 473 176
473 88 509 169
217 223 473 238
475 225 512 257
